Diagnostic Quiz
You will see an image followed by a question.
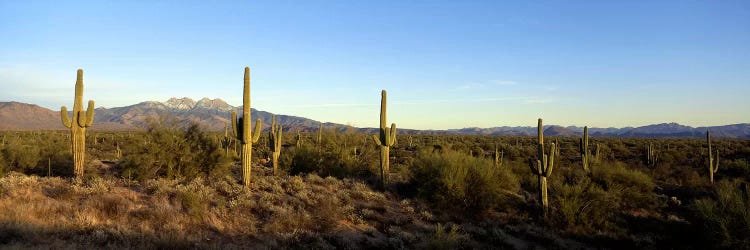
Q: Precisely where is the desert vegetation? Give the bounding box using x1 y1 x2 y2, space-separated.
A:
0 68 748 249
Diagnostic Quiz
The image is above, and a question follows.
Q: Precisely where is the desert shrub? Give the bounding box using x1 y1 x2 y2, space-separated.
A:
693 180 750 248
119 116 231 181
289 143 375 179
426 223 466 250
1 143 40 171
724 158 750 179
547 161 655 235
550 178 620 233
289 145 324 175
0 149 6 176
590 161 657 209
410 149 519 211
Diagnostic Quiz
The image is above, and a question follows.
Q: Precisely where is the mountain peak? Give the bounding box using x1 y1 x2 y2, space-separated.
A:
164 97 196 110
194 98 233 112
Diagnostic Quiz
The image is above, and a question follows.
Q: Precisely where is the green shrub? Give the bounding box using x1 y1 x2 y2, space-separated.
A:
289 142 375 179
119 116 231 181
410 149 519 211
550 178 620 233
590 161 657 209
2 143 40 170
693 180 750 248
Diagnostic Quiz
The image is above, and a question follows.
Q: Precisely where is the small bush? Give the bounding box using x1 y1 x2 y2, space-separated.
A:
426 223 465 250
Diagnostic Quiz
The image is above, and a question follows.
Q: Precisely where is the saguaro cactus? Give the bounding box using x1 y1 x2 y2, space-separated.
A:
115 143 122 160
60 69 95 178
372 90 396 187
269 115 283 176
579 126 591 173
317 123 323 147
646 143 658 167
222 123 232 157
231 67 262 187
707 130 720 185
494 143 503 167
529 118 555 216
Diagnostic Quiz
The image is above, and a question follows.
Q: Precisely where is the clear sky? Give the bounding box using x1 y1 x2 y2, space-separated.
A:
1 1 748 129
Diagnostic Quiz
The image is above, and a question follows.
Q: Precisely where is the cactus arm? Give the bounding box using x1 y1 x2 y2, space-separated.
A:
528 159 541 175
251 118 262 143
61 106 72 128
388 123 397 146
84 100 95 127
372 134 383 145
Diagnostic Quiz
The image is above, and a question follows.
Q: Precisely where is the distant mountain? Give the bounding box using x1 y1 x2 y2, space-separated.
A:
544 126 577 136
441 123 750 139
0 102 66 130
1 100 748 138
93 97 323 131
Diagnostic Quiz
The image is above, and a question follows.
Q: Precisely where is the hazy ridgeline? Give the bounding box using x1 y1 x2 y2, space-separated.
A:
0 123 749 248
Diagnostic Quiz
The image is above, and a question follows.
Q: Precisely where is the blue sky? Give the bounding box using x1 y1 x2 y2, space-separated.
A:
1 1 748 129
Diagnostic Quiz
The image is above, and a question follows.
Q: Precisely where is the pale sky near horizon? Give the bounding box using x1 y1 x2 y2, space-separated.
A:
1 1 748 130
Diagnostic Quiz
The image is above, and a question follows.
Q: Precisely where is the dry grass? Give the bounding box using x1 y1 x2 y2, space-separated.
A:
0 170 461 249
0 169 589 249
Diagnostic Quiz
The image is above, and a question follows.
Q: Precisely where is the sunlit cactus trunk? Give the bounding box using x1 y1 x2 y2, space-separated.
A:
530 118 555 216
269 115 283 176
60 69 95 179
707 130 720 185
115 143 122 159
231 67 262 187
494 143 503 167
580 126 591 173
372 90 396 188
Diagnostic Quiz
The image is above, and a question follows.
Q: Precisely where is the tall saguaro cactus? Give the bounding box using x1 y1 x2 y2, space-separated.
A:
269 115 283 176
529 118 555 216
372 90 396 187
580 126 591 173
231 67 262 187
60 69 95 178
707 130 720 185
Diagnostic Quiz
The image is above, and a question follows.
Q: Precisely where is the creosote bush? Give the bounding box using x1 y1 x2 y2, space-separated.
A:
410 149 520 212
693 180 750 248
548 160 657 235
119 116 231 181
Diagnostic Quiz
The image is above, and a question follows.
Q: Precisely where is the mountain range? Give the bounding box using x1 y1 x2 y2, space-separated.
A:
1 99 748 138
